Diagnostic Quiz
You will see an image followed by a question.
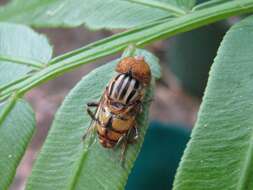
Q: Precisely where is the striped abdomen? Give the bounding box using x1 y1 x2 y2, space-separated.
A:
108 73 143 105
95 104 135 148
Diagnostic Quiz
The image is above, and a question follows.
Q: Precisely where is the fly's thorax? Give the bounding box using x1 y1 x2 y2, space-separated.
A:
107 73 146 107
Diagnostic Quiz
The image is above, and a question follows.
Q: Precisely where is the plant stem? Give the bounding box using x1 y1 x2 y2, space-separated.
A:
0 74 32 92
0 54 44 70
0 92 18 126
122 44 137 57
192 0 230 11
1 0 253 100
124 0 187 16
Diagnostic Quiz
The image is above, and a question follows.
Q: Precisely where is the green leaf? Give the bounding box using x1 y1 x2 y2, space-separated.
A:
0 0 195 29
0 23 52 87
193 0 231 11
173 15 253 190
26 49 160 190
1 0 252 102
0 99 35 190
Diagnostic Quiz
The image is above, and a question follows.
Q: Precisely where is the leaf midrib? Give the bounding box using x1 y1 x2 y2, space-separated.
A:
67 146 91 190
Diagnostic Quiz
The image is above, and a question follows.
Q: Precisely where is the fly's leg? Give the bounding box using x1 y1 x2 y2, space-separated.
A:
114 133 127 149
82 125 96 140
82 112 96 140
140 98 154 113
120 135 129 167
82 107 97 145
82 125 97 151
120 127 137 166
83 102 99 140
119 125 139 166
86 102 99 119
125 124 139 144
86 102 100 123
130 125 139 142
87 102 99 107
86 107 97 121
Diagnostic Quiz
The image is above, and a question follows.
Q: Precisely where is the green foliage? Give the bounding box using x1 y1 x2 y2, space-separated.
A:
0 100 35 190
0 23 52 189
0 0 252 189
26 49 160 190
0 0 195 29
1 0 252 102
0 23 52 86
173 15 253 190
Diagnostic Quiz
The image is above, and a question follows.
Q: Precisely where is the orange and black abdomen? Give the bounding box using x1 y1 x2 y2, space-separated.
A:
95 105 136 148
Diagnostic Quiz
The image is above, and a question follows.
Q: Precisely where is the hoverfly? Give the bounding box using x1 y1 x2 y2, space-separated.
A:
83 56 151 160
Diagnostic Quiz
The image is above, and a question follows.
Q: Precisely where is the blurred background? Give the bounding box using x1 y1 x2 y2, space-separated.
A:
3 0 240 189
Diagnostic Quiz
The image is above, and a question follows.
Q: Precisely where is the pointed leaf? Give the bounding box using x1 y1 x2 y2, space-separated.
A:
0 99 35 190
0 23 52 87
0 0 195 29
173 15 253 190
26 49 160 190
